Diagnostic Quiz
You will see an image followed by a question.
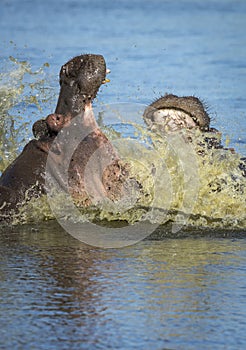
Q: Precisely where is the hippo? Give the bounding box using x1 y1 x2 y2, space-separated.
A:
0 54 130 221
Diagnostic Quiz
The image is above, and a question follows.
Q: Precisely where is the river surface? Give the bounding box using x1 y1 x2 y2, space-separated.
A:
1 222 246 350
0 0 246 349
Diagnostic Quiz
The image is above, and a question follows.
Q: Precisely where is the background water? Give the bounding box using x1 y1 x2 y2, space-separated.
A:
1 0 246 349
1 222 246 350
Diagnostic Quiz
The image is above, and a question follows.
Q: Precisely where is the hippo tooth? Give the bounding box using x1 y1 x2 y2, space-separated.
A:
102 78 110 84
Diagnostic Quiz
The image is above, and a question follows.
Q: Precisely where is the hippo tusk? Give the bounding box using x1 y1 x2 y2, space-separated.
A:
102 78 110 84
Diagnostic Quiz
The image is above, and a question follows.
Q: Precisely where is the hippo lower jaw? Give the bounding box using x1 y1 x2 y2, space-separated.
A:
45 102 130 207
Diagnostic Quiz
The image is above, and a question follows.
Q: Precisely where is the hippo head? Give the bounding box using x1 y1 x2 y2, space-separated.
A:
143 94 211 133
55 54 109 117
33 54 109 139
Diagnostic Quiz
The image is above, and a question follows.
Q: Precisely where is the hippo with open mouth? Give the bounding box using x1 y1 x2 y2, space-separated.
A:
0 54 130 220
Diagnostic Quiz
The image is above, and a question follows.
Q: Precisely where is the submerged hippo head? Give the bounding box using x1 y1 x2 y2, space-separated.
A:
55 54 109 117
143 94 211 133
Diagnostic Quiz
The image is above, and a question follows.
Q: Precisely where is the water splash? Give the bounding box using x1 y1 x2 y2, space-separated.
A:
7 107 245 234
0 56 52 173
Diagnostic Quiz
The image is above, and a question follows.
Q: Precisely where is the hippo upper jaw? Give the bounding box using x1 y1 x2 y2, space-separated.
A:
55 54 108 117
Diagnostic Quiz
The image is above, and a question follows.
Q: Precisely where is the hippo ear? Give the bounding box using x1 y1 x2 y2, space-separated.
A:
32 120 50 139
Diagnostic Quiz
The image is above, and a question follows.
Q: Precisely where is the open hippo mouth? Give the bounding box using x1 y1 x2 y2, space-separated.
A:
36 55 131 207
33 54 111 138
143 94 211 133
